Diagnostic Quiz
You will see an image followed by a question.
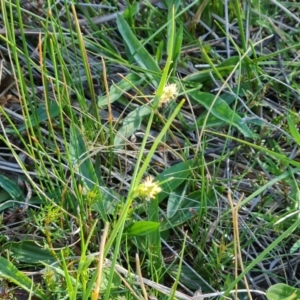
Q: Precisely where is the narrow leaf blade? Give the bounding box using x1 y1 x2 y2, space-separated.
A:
116 15 160 82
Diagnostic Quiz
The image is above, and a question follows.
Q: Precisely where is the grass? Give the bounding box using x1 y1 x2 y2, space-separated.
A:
0 0 300 299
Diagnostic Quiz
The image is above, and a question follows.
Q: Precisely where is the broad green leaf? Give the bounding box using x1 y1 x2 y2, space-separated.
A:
18 101 60 132
189 85 252 130
183 68 217 83
266 283 300 300
0 189 10 202
212 56 242 71
0 201 21 212
161 190 216 231
92 186 121 214
290 238 300 254
220 83 253 104
288 114 300 146
189 91 253 138
184 56 241 83
0 174 23 201
2 241 55 264
98 73 144 107
194 113 227 129
69 125 98 189
161 192 200 231
114 105 151 148
0 257 47 299
123 1 139 21
167 185 187 218
156 160 194 202
116 14 160 83
124 221 160 238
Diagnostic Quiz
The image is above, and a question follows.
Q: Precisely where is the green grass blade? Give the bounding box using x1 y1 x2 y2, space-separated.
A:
0 257 47 299
0 174 24 202
103 100 185 299
224 216 300 297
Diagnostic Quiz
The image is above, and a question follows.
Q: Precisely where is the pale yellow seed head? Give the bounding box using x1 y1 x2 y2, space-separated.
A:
136 176 162 200
158 83 178 107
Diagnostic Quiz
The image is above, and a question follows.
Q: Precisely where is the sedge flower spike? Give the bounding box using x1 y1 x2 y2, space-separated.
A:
158 83 178 107
135 176 162 201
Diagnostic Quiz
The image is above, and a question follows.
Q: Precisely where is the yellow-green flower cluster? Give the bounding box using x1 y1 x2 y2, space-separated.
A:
158 83 178 107
135 176 162 200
